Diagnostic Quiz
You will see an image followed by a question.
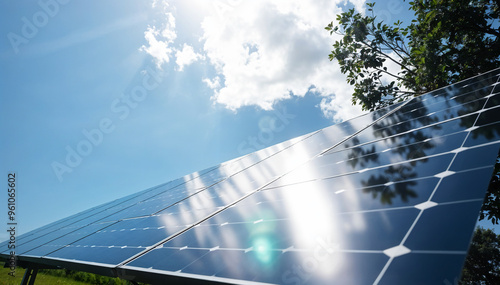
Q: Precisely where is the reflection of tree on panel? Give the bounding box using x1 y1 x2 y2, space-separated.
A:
343 98 437 205
345 137 379 170
362 178 418 205
343 73 499 208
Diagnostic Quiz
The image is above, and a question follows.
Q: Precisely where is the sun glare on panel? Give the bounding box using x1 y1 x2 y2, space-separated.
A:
282 160 336 247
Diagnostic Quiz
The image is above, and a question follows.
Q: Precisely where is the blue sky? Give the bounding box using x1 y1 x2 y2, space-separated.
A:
3 0 496 243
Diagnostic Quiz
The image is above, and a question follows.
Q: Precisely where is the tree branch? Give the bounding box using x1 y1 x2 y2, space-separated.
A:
372 66 412 83
356 39 414 75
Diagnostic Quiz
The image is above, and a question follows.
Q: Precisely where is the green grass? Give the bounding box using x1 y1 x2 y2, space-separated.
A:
0 266 91 285
0 262 141 285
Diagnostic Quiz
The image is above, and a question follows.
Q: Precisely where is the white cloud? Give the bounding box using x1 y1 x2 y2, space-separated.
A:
152 0 167 8
199 0 366 121
161 13 177 42
202 76 221 89
349 0 367 15
320 96 360 123
175 43 205 71
140 12 177 69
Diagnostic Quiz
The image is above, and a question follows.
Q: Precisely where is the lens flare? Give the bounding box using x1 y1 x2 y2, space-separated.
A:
252 236 274 264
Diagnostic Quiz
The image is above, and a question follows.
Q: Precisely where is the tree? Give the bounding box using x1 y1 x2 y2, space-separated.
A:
481 155 500 224
326 0 500 224
409 0 500 92
326 2 416 111
326 0 500 111
327 2 500 282
460 227 500 284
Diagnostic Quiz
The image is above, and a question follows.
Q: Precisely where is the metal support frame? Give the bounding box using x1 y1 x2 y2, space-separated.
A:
20 267 38 285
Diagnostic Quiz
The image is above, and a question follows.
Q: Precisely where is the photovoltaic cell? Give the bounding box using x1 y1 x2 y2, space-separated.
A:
1 68 499 284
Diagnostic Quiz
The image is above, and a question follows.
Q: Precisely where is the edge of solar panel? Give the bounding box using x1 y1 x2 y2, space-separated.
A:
1 67 499 284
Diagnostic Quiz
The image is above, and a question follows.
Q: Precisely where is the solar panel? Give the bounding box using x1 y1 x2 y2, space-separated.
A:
2 67 500 284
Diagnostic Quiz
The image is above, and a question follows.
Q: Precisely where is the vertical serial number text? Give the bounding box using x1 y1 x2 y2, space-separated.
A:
7 173 17 277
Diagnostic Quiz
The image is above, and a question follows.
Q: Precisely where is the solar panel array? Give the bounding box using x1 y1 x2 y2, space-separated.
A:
2 68 500 284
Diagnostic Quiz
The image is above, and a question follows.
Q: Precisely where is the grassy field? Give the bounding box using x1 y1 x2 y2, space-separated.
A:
0 262 139 285
0 266 91 285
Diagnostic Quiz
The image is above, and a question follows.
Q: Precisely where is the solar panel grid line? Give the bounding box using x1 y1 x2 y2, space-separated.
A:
324 131 467 164
39 125 360 268
3 68 500 284
28 130 328 268
0 209 93 248
436 198 485 207
3 168 233 257
202 203 418 223
411 250 467 255
270 153 451 187
28 176 484 256
296 164 478 210
22 222 128 258
104 181 223 222
431 77 499 193
398 84 496 121
126 68 500 282
319 101 411 156
99 130 324 224
0 192 135 248
363 140 500 175
89 165 230 212
424 69 500 98
323 107 491 160
80 167 229 217
270 106 463 188
116 114 426 280
3 182 184 254
144 132 323 218
437 80 497 102
113 94 415 269
379 92 490 127
261 165 495 211
410 92 484 114
16 222 122 257
219 130 315 168
268 137 464 189
2 182 173 250
176 190 485 231
321 103 486 157
324 124 451 156
107 168 229 214
373 70 500 284
114 174 295 268
263 172 421 191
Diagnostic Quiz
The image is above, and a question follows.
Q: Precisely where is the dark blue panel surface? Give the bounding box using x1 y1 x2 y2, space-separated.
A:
1 68 499 285
119 68 500 284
